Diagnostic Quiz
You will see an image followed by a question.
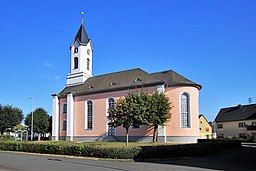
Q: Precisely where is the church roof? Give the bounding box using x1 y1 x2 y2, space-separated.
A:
151 70 202 89
71 24 90 46
59 68 164 97
215 104 256 122
59 68 201 97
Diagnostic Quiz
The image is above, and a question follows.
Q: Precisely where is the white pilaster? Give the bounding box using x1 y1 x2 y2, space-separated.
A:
52 95 59 141
156 84 167 142
67 93 74 141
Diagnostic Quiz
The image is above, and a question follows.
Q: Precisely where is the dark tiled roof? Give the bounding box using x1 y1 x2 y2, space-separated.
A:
59 68 164 97
215 104 256 122
59 68 202 97
151 70 202 89
72 24 90 46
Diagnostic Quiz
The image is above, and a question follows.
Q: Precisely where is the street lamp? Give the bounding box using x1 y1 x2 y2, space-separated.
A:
27 97 34 141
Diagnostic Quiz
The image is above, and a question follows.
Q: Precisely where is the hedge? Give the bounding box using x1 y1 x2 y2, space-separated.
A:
0 135 14 141
134 140 241 159
0 141 140 159
0 140 241 159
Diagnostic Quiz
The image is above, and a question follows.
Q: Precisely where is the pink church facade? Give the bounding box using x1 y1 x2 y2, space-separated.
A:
52 23 202 143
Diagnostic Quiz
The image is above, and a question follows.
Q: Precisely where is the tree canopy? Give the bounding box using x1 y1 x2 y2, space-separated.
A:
0 105 23 134
108 90 172 144
25 107 49 140
108 93 141 146
144 92 172 143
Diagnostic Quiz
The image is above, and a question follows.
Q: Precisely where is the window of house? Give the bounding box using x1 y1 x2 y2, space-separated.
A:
74 47 78 53
131 123 140 129
62 103 67 114
74 57 78 69
62 120 67 130
87 58 90 70
205 127 209 132
87 101 93 130
87 49 90 55
239 133 247 139
218 134 224 138
181 93 190 128
217 124 223 129
238 122 245 128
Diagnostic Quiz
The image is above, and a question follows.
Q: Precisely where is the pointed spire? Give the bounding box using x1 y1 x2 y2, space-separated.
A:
70 12 91 47
75 24 89 45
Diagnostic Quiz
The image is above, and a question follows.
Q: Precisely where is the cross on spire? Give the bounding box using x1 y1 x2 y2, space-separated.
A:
81 11 84 24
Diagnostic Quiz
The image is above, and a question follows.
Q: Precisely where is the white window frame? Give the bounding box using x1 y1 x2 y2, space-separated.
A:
106 97 115 135
85 100 93 130
180 92 191 128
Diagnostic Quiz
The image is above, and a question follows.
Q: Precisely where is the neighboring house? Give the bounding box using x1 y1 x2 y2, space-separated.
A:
215 104 256 139
199 114 212 139
51 22 202 143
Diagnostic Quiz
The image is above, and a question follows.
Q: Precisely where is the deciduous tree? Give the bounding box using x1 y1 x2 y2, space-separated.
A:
0 105 23 134
25 108 49 141
145 92 172 143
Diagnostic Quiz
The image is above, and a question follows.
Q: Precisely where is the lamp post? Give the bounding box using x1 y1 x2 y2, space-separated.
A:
27 97 34 141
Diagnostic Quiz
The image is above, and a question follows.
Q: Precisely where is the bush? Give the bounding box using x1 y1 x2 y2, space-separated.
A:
0 135 15 141
0 140 240 160
0 141 141 159
134 140 241 159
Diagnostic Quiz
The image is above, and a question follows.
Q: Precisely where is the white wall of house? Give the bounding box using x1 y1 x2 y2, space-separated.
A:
216 119 256 138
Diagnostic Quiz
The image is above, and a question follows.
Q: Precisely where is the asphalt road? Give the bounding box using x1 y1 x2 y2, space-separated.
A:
0 144 255 171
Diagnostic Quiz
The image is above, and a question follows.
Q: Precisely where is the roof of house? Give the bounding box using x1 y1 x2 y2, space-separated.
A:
72 24 90 46
215 104 256 122
59 68 201 97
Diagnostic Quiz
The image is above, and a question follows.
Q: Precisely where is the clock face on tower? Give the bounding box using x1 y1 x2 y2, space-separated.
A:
87 49 90 55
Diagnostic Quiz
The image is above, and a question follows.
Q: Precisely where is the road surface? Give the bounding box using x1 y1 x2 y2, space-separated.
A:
0 144 255 171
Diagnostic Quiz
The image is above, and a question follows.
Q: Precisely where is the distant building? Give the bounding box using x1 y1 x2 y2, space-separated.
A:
199 114 212 139
51 22 202 143
215 104 256 139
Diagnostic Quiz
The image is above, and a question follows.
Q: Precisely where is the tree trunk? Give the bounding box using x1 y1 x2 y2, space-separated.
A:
38 133 41 141
0 129 4 135
126 128 129 146
153 125 158 143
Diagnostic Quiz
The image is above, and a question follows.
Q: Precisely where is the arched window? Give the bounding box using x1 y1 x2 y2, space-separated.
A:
74 57 78 69
74 47 78 53
62 103 67 114
181 93 190 128
108 98 115 109
87 58 90 70
62 120 67 130
87 100 93 129
107 98 115 135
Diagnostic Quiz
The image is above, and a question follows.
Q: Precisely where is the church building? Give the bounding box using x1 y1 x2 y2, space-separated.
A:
52 22 202 143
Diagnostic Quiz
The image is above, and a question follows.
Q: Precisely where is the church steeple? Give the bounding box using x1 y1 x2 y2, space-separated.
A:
67 20 93 87
71 24 90 47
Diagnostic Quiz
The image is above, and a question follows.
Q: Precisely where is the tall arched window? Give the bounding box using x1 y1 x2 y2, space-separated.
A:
74 57 78 69
181 93 190 128
74 47 78 53
87 100 93 129
107 98 115 136
62 120 67 130
87 58 90 70
108 98 115 108
62 103 67 114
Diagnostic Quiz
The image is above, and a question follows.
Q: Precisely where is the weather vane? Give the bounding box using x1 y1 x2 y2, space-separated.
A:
81 11 84 24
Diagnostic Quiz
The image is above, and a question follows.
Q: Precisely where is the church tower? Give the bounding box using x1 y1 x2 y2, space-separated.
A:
67 23 93 87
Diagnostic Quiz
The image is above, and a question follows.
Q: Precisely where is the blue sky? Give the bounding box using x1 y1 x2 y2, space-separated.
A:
0 0 255 122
